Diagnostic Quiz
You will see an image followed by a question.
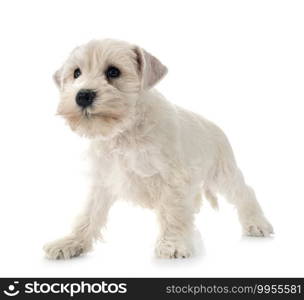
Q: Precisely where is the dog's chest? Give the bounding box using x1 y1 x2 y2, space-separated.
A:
93 138 161 206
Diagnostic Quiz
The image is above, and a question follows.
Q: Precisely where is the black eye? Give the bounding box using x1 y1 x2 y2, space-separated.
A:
106 66 120 79
74 68 81 79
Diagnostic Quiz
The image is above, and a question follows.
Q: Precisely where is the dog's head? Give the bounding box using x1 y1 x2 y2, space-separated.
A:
54 39 167 138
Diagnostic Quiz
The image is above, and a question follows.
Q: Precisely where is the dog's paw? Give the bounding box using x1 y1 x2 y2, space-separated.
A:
155 239 193 259
43 236 91 260
242 214 274 237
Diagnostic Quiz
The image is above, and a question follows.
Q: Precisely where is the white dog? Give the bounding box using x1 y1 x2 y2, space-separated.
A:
44 39 273 259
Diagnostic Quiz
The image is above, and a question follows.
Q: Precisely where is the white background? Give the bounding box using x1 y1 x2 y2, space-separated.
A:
0 0 303 277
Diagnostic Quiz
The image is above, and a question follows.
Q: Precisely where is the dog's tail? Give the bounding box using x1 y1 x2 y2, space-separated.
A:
204 189 219 210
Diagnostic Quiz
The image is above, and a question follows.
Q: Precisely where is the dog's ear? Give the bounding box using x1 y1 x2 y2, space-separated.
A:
133 46 168 89
53 68 63 89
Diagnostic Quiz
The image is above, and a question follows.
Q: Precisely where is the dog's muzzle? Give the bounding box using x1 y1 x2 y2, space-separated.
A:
76 89 96 108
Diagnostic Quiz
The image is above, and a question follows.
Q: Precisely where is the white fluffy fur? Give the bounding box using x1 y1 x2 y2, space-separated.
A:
44 39 273 260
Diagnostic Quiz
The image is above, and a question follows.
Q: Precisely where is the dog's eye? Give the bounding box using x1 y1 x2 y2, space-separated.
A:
106 66 120 79
74 68 81 79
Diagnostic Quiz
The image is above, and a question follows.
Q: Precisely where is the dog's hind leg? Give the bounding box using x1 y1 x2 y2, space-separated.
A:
204 189 219 210
43 185 115 259
217 167 273 237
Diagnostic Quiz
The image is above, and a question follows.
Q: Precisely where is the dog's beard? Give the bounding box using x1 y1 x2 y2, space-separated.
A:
57 97 130 137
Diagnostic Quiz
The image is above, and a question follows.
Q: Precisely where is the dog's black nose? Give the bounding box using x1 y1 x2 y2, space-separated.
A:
76 89 96 108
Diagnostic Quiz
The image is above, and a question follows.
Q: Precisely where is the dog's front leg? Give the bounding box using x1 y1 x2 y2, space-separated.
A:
155 190 195 259
44 185 115 259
